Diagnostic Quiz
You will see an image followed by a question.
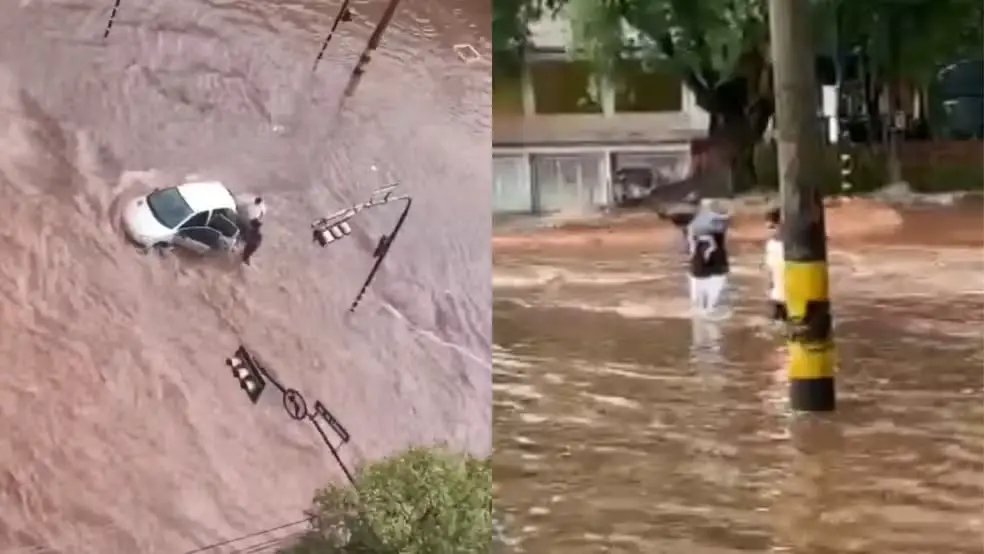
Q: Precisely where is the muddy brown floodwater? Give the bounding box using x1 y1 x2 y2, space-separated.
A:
0 0 490 552
493 205 984 553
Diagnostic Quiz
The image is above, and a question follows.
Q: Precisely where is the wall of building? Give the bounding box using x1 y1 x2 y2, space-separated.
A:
492 143 695 215
492 58 708 146
491 11 710 214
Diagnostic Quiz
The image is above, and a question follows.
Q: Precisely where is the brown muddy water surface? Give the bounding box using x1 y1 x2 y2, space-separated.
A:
493 208 983 553
0 0 490 552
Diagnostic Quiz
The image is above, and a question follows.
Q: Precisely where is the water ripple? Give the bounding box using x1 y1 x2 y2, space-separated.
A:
494 245 984 553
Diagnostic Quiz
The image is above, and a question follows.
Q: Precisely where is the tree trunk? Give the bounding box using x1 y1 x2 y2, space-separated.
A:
862 49 879 144
885 90 903 183
707 104 772 195
712 123 759 194
885 12 904 184
729 138 759 194
677 53 775 195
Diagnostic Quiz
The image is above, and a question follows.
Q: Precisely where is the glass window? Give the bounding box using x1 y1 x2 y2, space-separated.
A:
209 209 241 238
180 227 222 250
942 97 984 139
532 154 604 213
530 60 603 114
613 60 683 113
615 152 688 186
493 156 532 213
937 59 983 99
579 156 604 206
532 156 561 212
146 187 194 229
558 158 580 186
180 211 210 229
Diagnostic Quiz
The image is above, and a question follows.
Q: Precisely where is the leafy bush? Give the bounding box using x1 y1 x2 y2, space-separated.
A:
752 141 984 194
903 160 984 192
281 447 492 554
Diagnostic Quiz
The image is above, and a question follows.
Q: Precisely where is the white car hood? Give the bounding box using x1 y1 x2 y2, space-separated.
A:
122 197 174 246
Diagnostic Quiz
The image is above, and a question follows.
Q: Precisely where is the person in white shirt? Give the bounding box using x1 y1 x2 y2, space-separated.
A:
238 196 267 226
764 207 787 321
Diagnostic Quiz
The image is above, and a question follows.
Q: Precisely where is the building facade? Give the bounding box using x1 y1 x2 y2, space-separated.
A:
492 14 711 215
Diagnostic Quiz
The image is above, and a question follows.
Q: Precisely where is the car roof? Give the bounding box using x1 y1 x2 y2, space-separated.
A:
176 180 237 213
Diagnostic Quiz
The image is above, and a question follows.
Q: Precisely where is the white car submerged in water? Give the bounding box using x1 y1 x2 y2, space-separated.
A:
122 180 245 254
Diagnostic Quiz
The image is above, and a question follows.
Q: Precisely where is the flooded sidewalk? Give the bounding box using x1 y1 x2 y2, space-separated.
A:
492 206 984 553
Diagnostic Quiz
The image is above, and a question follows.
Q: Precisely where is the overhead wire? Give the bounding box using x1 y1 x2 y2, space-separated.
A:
181 517 313 554
227 529 317 554
2 517 316 554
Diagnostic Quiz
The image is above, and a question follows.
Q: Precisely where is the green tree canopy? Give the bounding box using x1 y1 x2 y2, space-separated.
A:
833 0 983 85
494 0 779 191
493 0 982 190
282 446 491 554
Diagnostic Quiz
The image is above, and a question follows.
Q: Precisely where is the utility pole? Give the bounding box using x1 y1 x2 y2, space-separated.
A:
342 0 407 98
768 0 836 411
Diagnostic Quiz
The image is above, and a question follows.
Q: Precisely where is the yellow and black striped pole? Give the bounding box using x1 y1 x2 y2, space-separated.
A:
769 0 836 411
783 249 835 411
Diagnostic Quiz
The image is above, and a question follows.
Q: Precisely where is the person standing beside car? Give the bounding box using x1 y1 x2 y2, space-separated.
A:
237 195 267 226
235 195 266 266
240 219 263 266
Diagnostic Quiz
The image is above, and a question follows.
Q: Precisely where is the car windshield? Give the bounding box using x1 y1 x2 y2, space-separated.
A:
146 187 194 229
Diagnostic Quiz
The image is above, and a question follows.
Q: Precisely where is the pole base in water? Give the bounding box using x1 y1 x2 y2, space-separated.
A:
790 377 836 412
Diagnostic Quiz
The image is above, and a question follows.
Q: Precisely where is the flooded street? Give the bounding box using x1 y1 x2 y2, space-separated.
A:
493 211 984 553
0 0 489 552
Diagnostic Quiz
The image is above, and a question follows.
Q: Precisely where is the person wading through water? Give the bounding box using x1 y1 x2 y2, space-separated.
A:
687 198 731 316
763 207 787 321
241 219 263 265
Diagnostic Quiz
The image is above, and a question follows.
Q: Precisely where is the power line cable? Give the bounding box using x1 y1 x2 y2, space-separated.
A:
181 517 312 554
2 517 313 554
227 529 314 554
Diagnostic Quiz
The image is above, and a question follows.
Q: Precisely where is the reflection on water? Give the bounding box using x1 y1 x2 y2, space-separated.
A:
493 247 984 554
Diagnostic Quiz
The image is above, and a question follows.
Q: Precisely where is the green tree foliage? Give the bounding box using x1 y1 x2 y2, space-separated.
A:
493 0 982 190
281 447 492 554
834 0 983 85
493 0 777 191
492 0 535 74
827 0 982 177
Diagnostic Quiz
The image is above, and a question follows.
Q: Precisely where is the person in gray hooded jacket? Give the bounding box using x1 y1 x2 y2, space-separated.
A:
686 198 731 315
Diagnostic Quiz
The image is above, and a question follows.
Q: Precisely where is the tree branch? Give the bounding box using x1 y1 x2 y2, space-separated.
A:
657 34 719 112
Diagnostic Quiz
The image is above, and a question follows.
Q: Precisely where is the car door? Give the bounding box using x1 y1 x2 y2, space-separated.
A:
208 208 241 251
176 226 224 253
171 210 214 253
